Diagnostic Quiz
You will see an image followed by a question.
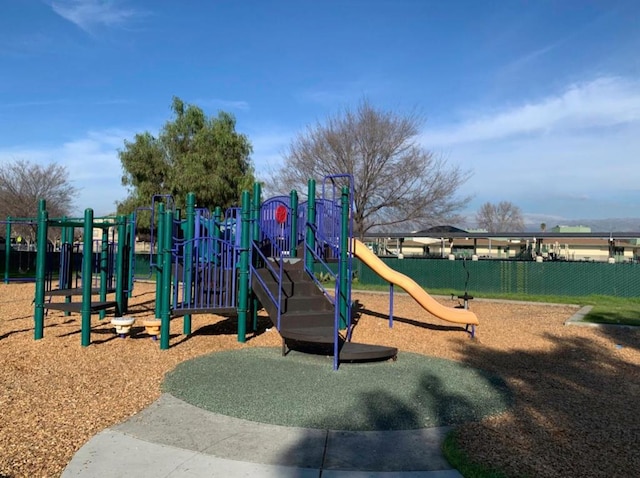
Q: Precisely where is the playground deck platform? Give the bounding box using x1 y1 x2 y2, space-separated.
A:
46 287 116 296
43 301 118 313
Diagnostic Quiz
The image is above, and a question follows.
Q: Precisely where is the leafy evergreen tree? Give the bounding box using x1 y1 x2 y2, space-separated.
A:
118 97 255 220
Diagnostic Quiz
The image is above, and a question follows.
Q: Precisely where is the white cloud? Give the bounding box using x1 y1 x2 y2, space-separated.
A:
248 130 292 175
422 76 640 146
0 126 294 215
50 0 141 32
421 76 640 220
0 129 131 216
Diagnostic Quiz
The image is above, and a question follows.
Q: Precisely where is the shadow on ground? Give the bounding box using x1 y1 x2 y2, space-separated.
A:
444 329 640 477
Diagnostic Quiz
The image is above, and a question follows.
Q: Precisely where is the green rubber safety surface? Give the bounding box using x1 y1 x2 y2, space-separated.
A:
162 347 512 431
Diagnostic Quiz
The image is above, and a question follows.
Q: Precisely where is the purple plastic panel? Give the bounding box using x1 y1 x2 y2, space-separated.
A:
170 209 239 313
260 196 292 258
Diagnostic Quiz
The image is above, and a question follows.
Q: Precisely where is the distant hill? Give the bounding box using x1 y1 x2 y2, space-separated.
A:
524 218 640 233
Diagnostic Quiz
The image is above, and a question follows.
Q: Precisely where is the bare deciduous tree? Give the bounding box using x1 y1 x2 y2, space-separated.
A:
0 159 78 240
476 201 525 233
270 99 472 238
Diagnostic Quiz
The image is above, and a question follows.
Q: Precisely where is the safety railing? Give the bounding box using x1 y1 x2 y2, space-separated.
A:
250 235 285 330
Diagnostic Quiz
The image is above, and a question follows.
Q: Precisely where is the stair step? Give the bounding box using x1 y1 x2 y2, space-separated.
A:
282 334 398 362
339 342 398 362
252 259 396 365
279 325 335 343
254 269 294 297
254 270 327 299
279 310 335 329
284 295 333 313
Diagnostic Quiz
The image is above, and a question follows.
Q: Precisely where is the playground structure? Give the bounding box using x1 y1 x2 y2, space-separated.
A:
31 199 135 346
25 175 478 369
2 217 39 282
149 174 477 369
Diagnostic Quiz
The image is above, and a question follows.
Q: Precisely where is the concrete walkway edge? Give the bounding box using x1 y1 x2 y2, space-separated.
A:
62 393 463 477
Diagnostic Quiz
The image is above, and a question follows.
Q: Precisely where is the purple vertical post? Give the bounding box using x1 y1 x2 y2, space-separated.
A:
389 283 394 328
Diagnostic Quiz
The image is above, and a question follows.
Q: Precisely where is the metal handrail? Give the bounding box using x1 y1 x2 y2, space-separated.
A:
303 222 337 306
250 235 285 330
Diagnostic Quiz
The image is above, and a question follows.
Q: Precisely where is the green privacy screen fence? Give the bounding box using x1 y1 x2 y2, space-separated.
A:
130 254 640 298
354 258 640 298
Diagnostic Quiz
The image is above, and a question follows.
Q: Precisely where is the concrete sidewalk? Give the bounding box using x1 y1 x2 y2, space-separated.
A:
62 393 463 477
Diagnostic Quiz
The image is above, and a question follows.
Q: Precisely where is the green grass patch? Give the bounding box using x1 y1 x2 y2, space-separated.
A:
581 304 640 326
442 430 513 478
349 283 640 327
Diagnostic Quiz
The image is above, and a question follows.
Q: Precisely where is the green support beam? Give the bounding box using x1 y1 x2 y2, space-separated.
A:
33 201 48 340
155 203 165 319
339 186 350 329
305 179 316 271
237 191 250 343
250 183 261 331
183 193 195 335
115 215 126 316
81 208 93 346
160 209 173 350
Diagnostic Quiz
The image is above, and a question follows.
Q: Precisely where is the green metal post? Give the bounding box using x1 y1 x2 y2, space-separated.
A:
237 191 250 343
183 193 196 335
250 183 261 331
34 201 48 340
115 215 126 316
290 190 298 258
160 209 173 350
155 203 165 318
4 219 11 283
99 228 108 319
81 208 94 347
252 183 261 241
339 186 350 329
305 179 316 271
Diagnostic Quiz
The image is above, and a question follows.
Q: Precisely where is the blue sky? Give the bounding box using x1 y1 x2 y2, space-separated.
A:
1 1 639 226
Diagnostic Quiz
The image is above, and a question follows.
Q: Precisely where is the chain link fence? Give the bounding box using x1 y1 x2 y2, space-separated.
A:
356 258 640 298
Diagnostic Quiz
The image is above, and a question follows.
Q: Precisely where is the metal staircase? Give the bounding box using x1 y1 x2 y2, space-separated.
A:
251 257 398 362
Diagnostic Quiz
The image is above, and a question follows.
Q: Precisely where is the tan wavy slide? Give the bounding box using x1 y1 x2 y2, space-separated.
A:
352 239 479 326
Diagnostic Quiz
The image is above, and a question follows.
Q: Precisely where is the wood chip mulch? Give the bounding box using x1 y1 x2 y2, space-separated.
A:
1 282 639 477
